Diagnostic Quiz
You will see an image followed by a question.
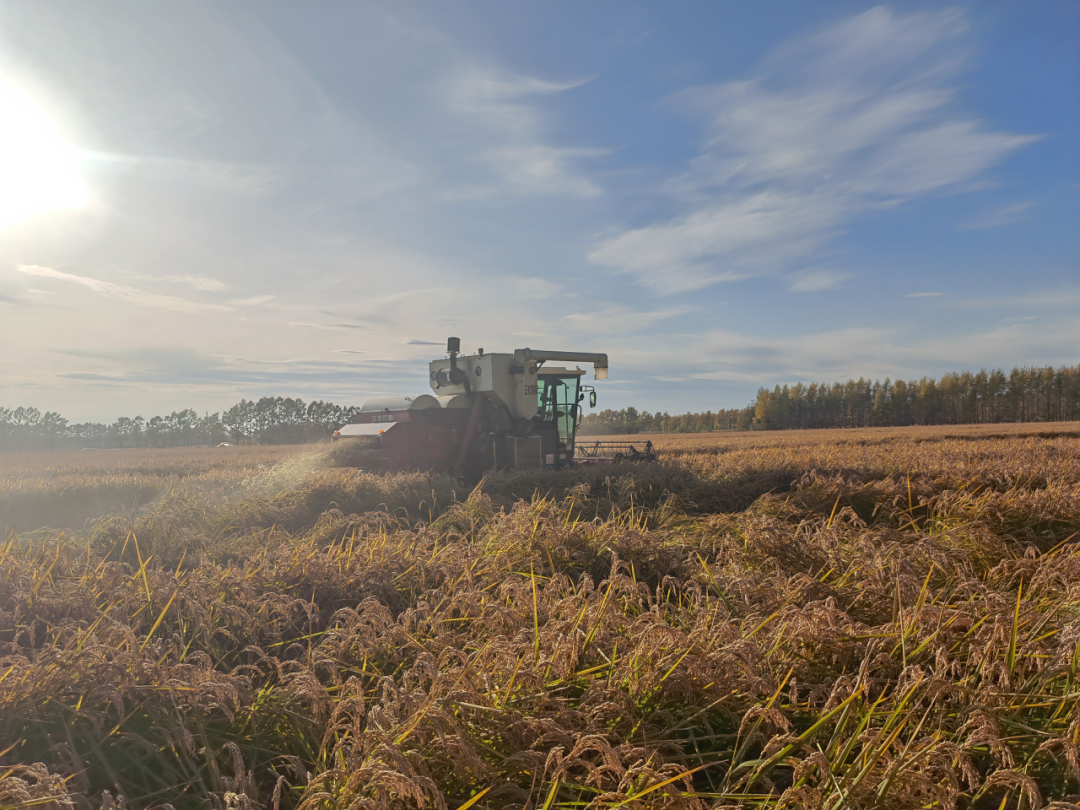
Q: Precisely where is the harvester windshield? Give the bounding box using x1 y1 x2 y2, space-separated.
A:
537 374 580 449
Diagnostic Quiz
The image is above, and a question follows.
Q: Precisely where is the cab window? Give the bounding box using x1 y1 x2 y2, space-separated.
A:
536 375 580 444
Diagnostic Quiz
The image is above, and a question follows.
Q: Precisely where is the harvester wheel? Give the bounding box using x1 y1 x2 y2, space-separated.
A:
612 452 625 463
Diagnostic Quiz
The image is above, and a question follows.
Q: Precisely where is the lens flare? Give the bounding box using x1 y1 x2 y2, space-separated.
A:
0 77 87 231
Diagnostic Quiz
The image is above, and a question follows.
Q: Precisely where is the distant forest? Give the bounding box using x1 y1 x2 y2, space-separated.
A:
3 365 1079 451
0 397 361 452
579 365 1080 435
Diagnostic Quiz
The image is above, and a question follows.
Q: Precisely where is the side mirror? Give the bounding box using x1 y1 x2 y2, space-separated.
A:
589 391 597 408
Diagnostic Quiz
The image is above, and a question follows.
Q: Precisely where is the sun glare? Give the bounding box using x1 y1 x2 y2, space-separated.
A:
0 77 87 231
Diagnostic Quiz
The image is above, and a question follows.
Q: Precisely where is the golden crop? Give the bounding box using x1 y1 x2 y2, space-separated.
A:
1 424 1079 809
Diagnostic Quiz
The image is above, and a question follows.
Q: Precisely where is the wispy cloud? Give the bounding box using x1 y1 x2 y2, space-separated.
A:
905 291 945 297
50 347 395 391
332 349 364 354
563 304 692 333
487 144 606 197
683 326 899 382
128 273 230 291
654 316 1079 387
514 277 566 299
18 265 231 313
589 7 1038 292
589 191 832 292
450 69 588 129
959 201 1037 229
233 295 274 306
957 289 1080 309
56 372 129 382
447 66 603 196
788 268 848 293
288 321 366 329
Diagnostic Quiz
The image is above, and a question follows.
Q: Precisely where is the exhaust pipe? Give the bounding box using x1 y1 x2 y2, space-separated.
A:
436 336 471 393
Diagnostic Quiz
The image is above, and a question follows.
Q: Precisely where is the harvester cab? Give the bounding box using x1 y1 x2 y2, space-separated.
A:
335 337 618 477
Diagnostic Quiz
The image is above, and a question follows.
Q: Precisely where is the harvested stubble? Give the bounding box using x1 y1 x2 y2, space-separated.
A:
1 427 1080 809
0 446 311 535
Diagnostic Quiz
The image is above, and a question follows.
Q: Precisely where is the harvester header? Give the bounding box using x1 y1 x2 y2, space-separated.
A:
334 337 651 477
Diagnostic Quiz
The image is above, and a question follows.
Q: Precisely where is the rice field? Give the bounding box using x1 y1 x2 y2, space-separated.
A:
2 423 1080 809
0 445 311 535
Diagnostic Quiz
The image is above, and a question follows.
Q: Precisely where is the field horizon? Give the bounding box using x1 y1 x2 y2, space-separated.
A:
6 422 1080 537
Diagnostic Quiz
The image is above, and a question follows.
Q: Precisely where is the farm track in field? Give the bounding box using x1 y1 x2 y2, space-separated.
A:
1 424 1080 809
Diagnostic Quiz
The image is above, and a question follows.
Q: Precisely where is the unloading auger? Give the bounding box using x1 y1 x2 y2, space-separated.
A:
333 337 654 477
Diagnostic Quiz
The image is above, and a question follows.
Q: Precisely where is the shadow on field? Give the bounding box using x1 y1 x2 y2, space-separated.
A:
72 459 799 571
1 483 163 536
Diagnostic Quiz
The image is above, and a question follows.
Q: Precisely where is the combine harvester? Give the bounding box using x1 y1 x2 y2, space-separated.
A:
334 337 655 477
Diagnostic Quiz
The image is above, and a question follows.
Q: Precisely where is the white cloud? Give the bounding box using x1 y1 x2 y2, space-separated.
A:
640 326 899 383
590 6 1038 292
563 304 692 333
788 268 848 292
590 191 842 292
957 289 1080 309
126 273 230 291
450 69 588 131
639 315 1079 388
959 201 1037 229
233 294 274 306
288 321 366 329
487 144 604 197
447 66 603 196
514 277 566 299
18 265 231 313
435 184 499 202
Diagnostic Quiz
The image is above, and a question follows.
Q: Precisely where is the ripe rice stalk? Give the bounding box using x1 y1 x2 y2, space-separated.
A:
1 428 1079 806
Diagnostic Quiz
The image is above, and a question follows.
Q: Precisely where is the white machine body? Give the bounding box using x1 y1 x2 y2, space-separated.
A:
428 347 607 421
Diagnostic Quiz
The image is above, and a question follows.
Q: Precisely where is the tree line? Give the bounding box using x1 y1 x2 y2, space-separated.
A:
6 364 1079 450
0 397 361 452
578 405 756 435
580 364 1080 434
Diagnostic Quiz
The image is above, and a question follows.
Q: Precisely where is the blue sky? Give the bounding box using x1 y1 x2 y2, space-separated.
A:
0 2 1076 421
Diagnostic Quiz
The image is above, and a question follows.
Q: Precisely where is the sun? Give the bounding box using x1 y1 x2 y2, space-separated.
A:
0 76 87 231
